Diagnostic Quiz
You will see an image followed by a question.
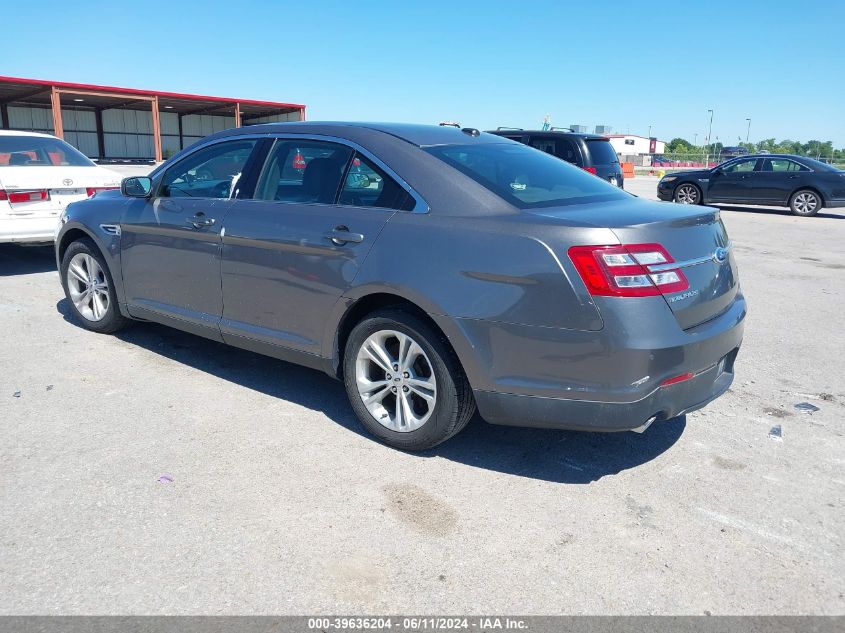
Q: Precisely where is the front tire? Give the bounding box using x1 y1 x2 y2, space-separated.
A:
61 238 129 334
789 189 822 216
343 309 475 451
674 183 702 205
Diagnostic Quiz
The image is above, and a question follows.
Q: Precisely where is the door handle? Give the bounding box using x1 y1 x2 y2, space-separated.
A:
324 225 364 245
186 212 215 228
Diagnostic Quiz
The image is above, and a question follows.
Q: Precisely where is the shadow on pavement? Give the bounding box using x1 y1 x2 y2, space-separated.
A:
716 204 844 219
0 243 56 276
57 299 686 484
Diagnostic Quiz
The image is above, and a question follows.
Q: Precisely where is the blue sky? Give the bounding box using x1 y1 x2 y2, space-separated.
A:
5 1 844 146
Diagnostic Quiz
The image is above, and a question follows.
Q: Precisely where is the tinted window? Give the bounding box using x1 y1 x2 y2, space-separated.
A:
529 137 580 165
0 135 94 167
425 142 629 209
584 139 619 165
255 140 352 204
160 139 257 198
763 159 809 173
339 153 414 210
722 158 758 173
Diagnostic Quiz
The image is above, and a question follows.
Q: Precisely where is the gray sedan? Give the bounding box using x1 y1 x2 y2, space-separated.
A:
55 123 745 450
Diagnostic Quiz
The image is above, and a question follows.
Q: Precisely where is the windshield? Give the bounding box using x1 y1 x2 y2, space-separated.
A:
426 142 629 208
0 135 95 167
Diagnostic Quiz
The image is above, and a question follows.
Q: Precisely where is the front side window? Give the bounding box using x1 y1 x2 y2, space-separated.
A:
722 158 758 173
0 135 94 167
426 142 629 209
160 139 257 199
339 153 413 210
255 140 352 204
764 159 809 172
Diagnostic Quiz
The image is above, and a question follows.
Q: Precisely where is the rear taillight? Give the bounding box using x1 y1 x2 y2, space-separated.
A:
86 187 119 197
581 166 597 175
568 243 689 297
0 189 49 204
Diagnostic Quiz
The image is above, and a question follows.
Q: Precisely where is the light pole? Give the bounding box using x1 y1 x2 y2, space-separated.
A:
648 125 652 138
745 118 751 144
694 133 698 147
706 109 714 164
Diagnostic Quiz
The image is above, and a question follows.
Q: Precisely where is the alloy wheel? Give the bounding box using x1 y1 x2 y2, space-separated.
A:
793 192 818 214
675 184 699 204
355 329 437 432
66 253 110 321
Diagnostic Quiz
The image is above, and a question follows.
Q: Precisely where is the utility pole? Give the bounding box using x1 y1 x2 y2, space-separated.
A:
706 109 714 165
648 125 652 138
745 118 751 143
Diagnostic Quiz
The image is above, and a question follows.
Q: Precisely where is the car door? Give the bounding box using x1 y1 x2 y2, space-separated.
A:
120 137 261 340
707 157 761 202
219 138 415 357
755 158 811 204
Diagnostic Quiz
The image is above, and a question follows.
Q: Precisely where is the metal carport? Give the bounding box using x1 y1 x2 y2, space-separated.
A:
0 76 306 162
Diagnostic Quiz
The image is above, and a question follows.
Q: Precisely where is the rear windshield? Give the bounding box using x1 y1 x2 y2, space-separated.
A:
0 135 95 167
584 139 619 165
425 142 629 209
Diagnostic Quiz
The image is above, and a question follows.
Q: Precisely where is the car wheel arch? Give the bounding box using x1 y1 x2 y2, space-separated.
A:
329 291 465 381
790 186 825 204
57 226 99 263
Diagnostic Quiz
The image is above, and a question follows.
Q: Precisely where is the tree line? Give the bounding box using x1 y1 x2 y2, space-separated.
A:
664 137 844 160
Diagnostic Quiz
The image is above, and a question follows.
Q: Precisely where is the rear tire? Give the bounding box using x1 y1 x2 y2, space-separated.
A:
674 183 702 205
60 238 129 334
343 308 475 451
789 189 822 216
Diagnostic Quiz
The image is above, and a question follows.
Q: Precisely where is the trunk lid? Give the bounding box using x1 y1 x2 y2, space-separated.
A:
531 198 739 330
0 165 121 219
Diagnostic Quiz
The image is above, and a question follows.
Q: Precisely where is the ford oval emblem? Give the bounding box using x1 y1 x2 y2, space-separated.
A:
62 178 73 186
713 247 728 263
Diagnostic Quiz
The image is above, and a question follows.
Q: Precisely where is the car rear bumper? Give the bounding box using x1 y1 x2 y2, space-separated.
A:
440 291 746 432
474 348 736 431
0 216 60 243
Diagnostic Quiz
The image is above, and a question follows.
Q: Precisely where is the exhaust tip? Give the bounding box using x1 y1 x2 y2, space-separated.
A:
631 415 659 434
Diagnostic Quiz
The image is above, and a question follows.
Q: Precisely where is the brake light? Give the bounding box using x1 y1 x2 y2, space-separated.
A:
581 166 597 175
86 187 119 197
568 243 689 297
0 189 49 204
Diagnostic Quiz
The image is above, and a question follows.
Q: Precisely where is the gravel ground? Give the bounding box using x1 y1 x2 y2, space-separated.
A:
1 176 843 614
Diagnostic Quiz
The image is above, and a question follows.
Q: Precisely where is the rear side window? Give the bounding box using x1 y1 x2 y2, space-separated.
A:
763 159 809 172
584 139 619 165
529 136 580 165
339 153 414 211
426 142 629 209
255 140 352 204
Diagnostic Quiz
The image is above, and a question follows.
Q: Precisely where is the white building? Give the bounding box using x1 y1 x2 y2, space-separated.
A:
606 134 666 156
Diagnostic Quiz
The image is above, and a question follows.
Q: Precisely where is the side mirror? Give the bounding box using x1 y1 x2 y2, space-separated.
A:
121 176 153 198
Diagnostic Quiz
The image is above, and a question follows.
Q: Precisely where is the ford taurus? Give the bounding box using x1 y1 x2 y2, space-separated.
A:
55 123 745 450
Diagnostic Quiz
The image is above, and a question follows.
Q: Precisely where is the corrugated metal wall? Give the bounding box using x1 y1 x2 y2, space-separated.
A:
5 105 301 159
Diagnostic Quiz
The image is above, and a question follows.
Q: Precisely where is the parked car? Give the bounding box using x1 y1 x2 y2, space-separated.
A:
657 154 845 216
0 131 121 242
488 128 625 187
56 123 744 450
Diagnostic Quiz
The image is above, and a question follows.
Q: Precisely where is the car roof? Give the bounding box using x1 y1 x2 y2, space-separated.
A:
0 130 57 139
219 122 507 147
731 153 806 160
488 129 609 140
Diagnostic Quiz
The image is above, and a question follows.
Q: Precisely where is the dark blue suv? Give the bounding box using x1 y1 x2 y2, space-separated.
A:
489 128 624 188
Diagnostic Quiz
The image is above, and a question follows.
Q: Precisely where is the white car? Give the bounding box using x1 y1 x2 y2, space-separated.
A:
0 130 122 243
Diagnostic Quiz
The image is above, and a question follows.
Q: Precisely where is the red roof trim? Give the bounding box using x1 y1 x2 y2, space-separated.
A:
0 75 305 110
